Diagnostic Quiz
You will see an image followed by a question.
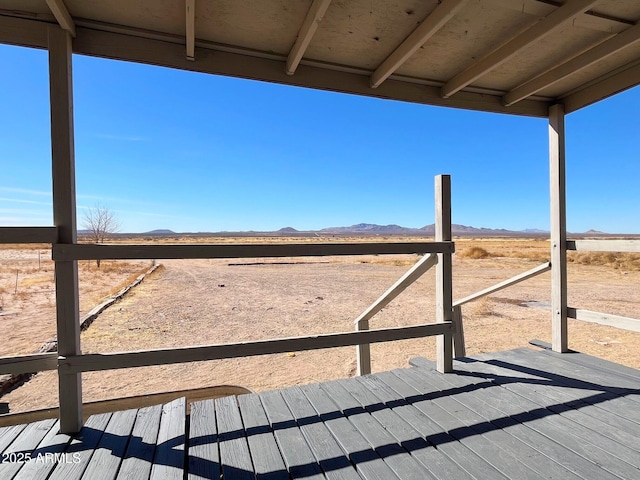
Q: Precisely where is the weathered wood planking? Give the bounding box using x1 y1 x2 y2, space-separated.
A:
376 370 543 480
0 418 57 479
237 394 288 479
82 409 137 480
215 395 254 480
259 389 326 480
279 386 362 480
407 366 627 480
416 358 640 478
12 420 71 480
47 412 112 480
187 400 219 480
320 380 432 480
340 377 472 480
355 374 500 480
117 404 163 480
299 382 399 480
150 397 186 480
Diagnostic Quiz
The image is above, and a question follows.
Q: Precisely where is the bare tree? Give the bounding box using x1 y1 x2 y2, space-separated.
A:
82 205 119 268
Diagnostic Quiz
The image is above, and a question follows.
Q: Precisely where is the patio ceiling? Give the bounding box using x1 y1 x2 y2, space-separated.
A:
1 0 640 117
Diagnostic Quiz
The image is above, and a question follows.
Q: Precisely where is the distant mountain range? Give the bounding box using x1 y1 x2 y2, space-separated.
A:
119 224 617 237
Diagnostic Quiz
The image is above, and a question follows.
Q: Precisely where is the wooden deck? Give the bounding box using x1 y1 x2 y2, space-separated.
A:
1 347 639 479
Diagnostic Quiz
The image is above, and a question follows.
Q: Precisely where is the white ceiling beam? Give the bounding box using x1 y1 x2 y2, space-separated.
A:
563 59 640 113
504 23 640 106
286 0 332 75
185 0 195 60
370 0 466 88
441 0 599 98
45 0 76 38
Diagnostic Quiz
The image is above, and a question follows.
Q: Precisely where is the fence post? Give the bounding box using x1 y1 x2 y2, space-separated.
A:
49 25 83 433
452 305 466 358
549 103 568 353
355 319 371 376
435 175 453 373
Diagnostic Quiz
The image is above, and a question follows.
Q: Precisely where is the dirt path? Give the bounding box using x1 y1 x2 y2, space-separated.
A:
3 254 639 413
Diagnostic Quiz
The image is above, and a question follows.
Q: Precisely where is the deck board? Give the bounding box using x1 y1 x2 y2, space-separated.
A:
355 374 501 480
410 363 632 480
237 393 289 479
149 397 186 480
300 382 400 480
279 386 363 480
83 408 137 480
1 348 639 479
0 418 56 479
187 400 218 480
215 395 254 480
259 389 326 480
117 404 163 480
437 355 640 473
48 412 111 480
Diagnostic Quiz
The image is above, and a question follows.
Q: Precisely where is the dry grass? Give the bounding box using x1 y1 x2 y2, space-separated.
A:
458 246 491 259
568 251 640 271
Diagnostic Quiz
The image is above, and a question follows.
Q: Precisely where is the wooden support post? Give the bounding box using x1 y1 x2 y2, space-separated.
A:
355 319 371 376
49 25 82 433
435 175 453 372
452 305 466 358
549 103 568 353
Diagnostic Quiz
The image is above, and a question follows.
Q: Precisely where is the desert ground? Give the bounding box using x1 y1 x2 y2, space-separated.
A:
1 237 639 414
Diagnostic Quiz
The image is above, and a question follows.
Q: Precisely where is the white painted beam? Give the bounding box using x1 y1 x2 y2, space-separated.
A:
567 308 640 333
567 239 640 252
45 0 76 38
370 0 466 88
185 0 195 61
563 59 640 113
549 104 568 353
505 23 640 106
441 0 599 98
286 0 332 75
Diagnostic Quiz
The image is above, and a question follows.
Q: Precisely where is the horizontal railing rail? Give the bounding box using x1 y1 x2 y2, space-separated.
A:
0 226 58 244
0 353 58 375
52 241 454 261
58 322 453 374
567 239 640 252
453 262 551 307
567 307 640 333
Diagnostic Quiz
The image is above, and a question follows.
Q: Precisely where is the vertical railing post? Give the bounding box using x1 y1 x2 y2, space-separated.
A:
435 175 453 373
49 25 83 433
549 103 568 352
355 319 371 376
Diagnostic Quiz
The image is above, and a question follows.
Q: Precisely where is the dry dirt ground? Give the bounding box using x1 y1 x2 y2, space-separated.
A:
2 238 639 414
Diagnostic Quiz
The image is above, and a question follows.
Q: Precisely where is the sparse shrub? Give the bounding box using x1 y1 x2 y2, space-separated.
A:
458 246 491 259
471 296 494 316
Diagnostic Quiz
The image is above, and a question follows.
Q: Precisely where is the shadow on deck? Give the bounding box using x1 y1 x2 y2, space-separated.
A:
1 347 639 479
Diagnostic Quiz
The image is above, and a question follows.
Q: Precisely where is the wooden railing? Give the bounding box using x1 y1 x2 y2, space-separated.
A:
450 261 552 357
566 238 640 332
0 176 457 432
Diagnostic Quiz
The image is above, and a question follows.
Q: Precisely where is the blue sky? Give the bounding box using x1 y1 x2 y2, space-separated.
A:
1 44 638 234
